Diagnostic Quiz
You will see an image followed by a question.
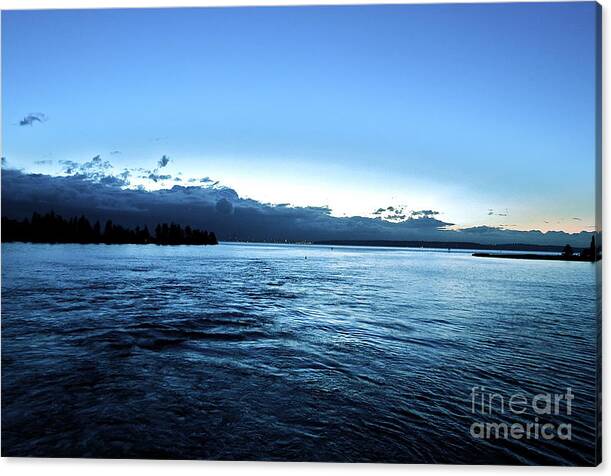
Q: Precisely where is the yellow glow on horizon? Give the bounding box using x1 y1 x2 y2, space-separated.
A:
25 158 595 236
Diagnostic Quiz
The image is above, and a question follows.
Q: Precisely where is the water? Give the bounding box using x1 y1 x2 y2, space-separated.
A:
1 243 599 464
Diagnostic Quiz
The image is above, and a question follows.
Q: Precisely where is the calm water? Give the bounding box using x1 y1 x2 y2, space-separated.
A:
1 243 599 464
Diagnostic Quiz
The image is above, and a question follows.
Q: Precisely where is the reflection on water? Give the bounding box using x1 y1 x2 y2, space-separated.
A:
1 243 599 464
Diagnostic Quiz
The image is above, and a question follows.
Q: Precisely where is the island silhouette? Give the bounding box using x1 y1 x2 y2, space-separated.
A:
473 235 601 262
315 239 601 259
1 212 218 246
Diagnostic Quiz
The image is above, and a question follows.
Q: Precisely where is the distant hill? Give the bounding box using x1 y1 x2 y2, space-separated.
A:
313 240 572 253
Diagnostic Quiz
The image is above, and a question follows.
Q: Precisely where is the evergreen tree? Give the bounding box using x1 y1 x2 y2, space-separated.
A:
2 212 218 246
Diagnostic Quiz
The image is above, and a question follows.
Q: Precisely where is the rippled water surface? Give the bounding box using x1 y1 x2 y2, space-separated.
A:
1 243 599 464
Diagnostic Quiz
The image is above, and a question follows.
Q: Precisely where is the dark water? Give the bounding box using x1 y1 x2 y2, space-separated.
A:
1 243 599 464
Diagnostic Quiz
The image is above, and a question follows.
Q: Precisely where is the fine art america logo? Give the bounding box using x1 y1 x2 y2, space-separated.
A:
470 386 574 441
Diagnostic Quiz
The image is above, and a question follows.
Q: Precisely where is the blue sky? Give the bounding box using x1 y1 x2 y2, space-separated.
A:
1 3 599 232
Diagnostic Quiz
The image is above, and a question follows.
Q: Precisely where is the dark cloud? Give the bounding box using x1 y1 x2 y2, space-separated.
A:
304 205 332 214
0 169 593 247
110 150 121 155
98 175 130 187
372 205 409 222
118 169 131 183
215 198 234 215
185 177 214 184
148 173 172 183
59 160 80 174
487 208 509 217
158 155 170 168
410 210 440 218
374 207 443 223
19 113 48 126
0 169 451 243
34 159 53 165
58 156 129 186
80 155 113 173
59 155 113 179
137 156 174 182
460 225 501 234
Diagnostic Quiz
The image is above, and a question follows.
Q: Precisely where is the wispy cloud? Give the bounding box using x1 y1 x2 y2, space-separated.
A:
136 155 173 182
59 160 80 174
411 210 440 218
158 155 170 168
59 155 128 185
187 177 213 184
372 205 408 222
19 113 47 126
487 208 509 217
373 206 442 223
148 173 172 183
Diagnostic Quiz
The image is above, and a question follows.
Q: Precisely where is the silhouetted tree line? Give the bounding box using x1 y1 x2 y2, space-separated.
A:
2 212 218 245
315 238 602 256
563 235 602 261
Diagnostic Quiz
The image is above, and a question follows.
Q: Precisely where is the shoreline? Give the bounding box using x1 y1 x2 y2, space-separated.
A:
472 252 598 262
312 240 582 253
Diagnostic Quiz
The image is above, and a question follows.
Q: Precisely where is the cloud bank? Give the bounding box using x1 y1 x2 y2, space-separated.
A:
0 165 593 247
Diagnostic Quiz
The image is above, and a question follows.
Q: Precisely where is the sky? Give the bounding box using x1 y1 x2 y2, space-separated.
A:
1 3 600 237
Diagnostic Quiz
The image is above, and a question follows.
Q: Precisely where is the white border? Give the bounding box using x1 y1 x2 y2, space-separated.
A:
0 0 607 474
